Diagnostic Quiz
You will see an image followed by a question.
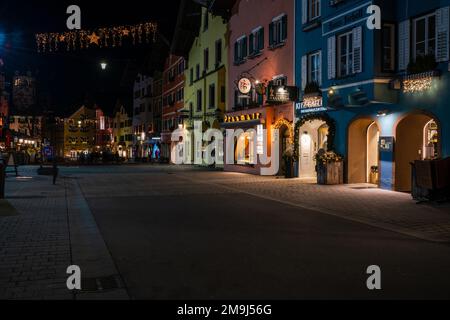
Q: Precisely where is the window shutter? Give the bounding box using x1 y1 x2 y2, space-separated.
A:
398 20 410 71
327 36 336 79
258 27 265 51
318 50 322 86
269 22 274 46
301 55 308 90
353 26 362 73
436 7 450 62
243 37 248 57
281 15 288 41
249 33 255 55
234 41 239 63
302 0 308 24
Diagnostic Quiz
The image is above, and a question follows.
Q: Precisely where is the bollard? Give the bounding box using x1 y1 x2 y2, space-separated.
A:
0 162 5 199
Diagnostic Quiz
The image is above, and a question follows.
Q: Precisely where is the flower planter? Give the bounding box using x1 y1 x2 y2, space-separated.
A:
317 161 344 185
284 158 294 179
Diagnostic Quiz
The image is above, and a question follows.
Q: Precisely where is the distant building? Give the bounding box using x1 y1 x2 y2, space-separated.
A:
63 106 96 161
162 54 186 161
95 107 113 152
132 74 153 159
8 115 43 164
149 72 163 160
112 103 133 160
12 71 36 114
0 72 9 148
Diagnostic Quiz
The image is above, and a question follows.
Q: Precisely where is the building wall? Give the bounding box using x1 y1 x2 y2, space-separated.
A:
63 106 96 159
112 105 133 159
181 7 229 165
162 55 186 159
12 72 36 114
295 0 450 190
224 0 295 174
133 74 153 158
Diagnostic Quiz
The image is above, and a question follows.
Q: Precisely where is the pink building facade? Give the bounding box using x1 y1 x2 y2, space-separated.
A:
224 0 296 176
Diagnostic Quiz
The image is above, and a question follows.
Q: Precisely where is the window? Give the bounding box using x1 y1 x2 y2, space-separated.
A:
204 48 209 72
249 27 264 56
196 89 202 112
338 31 354 77
203 9 209 31
209 84 215 109
414 13 436 59
215 39 222 66
382 24 395 71
269 15 287 48
196 64 200 80
308 0 320 21
190 68 194 84
308 51 321 84
234 36 248 64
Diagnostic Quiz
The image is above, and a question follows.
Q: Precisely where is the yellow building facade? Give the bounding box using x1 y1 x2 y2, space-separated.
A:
64 106 96 160
183 7 228 162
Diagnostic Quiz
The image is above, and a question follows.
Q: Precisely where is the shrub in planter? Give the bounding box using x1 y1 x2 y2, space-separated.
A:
315 149 344 185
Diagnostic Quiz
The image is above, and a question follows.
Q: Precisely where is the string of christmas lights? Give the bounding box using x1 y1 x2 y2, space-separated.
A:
35 22 157 53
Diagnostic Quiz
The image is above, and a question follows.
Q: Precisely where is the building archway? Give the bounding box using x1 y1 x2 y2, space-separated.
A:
347 118 380 184
273 119 293 176
298 119 329 179
395 112 441 192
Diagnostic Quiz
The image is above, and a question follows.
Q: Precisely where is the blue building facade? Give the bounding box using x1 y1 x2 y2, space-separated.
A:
295 0 450 191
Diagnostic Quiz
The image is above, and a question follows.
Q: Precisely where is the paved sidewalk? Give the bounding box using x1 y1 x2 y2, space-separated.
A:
0 170 128 300
176 171 450 243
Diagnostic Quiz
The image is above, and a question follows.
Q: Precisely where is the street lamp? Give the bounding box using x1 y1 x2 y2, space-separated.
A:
100 62 107 70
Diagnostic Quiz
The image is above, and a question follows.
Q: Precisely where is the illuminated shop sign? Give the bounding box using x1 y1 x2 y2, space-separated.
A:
224 113 262 123
238 78 252 95
295 96 327 115
267 85 298 104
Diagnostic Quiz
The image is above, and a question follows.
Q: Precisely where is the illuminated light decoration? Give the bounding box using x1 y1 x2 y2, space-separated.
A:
402 71 438 93
35 21 157 52
272 118 294 144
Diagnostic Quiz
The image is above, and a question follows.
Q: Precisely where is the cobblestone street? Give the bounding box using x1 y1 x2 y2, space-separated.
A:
1 165 450 299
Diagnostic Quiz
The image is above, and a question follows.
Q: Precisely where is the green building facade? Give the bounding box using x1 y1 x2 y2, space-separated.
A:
183 7 228 163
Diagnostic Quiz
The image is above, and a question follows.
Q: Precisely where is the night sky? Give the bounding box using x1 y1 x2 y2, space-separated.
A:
0 0 181 116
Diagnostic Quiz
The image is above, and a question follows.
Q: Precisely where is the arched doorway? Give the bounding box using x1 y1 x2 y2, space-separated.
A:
348 118 380 184
395 113 440 192
273 119 293 176
298 119 329 179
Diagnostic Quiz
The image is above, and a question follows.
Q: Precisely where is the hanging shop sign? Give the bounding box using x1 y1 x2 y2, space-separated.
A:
379 136 394 153
238 78 252 95
267 85 298 104
295 96 327 116
224 113 262 123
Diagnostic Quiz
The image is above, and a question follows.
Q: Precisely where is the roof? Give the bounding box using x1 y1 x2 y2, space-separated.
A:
171 0 203 57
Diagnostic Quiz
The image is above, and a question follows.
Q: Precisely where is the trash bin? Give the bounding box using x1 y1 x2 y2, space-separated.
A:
0 162 5 199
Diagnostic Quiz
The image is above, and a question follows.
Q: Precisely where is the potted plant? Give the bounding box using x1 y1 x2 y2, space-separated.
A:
370 165 379 185
315 149 344 185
